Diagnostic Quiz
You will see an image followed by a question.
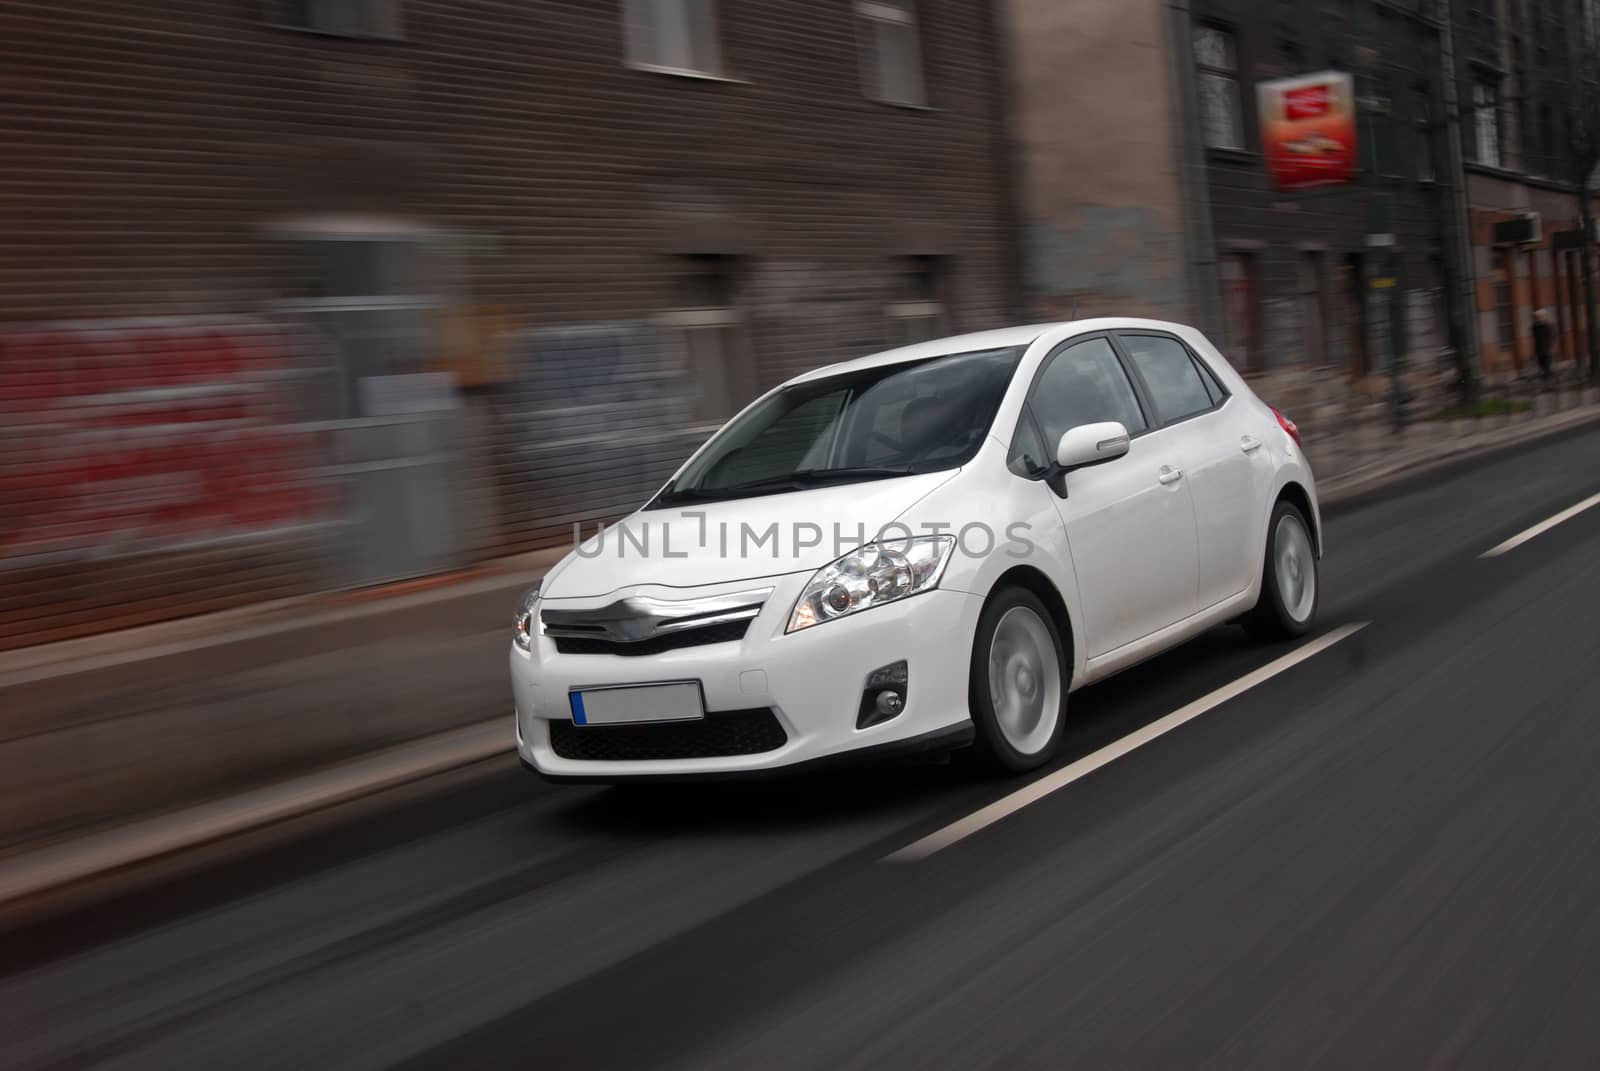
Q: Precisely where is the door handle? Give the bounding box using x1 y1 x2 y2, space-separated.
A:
1240 435 1263 454
1158 466 1185 486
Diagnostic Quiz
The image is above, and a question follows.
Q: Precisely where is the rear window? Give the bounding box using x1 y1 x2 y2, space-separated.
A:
1121 334 1215 424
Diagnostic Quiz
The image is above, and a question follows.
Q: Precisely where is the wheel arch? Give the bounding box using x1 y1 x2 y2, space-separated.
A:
986 564 1078 686
1275 481 1322 557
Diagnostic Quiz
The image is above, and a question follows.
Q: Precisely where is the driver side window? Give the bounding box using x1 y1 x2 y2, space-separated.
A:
1029 337 1147 451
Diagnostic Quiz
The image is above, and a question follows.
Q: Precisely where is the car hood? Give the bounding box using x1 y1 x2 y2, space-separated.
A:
541 470 961 598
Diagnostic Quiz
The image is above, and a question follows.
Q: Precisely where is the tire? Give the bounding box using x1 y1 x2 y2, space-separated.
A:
969 586 1069 774
1242 498 1319 642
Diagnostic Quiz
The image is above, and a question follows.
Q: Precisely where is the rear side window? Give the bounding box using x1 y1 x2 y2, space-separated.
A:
1121 334 1215 424
1192 351 1228 404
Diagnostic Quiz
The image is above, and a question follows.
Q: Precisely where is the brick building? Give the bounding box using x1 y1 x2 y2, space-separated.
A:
1175 0 1462 386
1160 0 1598 390
1455 0 1594 377
1003 0 1504 402
0 0 1020 648
1000 0 1600 489
1004 0 1193 323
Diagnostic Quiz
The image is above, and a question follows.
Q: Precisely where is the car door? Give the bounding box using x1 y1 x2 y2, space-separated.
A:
1115 331 1261 610
1023 335 1200 659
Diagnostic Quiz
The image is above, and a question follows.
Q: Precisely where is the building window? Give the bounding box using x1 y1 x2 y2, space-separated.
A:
886 256 947 344
856 2 925 106
1492 247 1514 356
1373 83 1399 175
1340 253 1370 377
1220 251 1260 371
623 0 723 77
1473 78 1501 167
1194 26 1245 150
1416 92 1436 182
278 228 434 419
269 0 403 38
1567 249 1587 358
664 255 743 424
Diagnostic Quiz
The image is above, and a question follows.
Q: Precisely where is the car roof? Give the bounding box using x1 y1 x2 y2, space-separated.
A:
788 318 1198 383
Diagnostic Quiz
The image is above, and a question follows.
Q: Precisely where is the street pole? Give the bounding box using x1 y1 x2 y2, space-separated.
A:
1580 128 1600 382
1355 4 1408 431
1438 0 1481 403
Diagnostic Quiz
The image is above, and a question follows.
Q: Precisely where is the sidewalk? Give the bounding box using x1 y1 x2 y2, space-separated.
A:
1316 389 1600 505
2 390 1598 907
0 545 563 860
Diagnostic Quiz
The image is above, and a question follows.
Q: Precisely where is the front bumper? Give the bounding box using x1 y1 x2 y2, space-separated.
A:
511 575 983 779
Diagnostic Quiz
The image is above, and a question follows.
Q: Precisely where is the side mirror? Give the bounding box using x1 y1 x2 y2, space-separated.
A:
1056 421 1131 471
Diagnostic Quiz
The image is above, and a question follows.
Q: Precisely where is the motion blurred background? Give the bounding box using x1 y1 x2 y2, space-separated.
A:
3 0 1599 853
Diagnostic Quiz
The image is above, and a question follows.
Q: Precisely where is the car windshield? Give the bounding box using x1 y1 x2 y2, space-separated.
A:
652 345 1025 506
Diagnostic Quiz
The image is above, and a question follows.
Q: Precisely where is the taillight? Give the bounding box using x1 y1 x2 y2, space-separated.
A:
1273 408 1302 447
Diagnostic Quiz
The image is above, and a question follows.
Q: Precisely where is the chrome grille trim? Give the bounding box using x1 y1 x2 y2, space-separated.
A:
541 587 774 646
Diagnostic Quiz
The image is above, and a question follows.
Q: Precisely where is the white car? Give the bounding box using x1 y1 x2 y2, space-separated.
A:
511 319 1320 779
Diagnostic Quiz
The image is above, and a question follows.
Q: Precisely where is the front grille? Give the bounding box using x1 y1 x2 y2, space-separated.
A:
551 618 750 656
549 708 787 761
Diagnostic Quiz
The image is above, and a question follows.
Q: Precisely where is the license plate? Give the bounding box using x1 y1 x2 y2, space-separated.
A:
569 682 705 726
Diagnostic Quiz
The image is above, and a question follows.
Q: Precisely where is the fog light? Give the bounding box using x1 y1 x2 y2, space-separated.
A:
857 660 909 729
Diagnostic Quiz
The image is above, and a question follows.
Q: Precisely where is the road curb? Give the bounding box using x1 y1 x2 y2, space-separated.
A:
0 718 511 909
0 548 564 743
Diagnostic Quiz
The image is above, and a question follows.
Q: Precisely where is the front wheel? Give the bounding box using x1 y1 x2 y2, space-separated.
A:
1243 499 1319 642
969 587 1068 773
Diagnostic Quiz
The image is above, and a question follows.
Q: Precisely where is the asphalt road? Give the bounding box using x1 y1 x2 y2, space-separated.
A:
5 425 1600 1069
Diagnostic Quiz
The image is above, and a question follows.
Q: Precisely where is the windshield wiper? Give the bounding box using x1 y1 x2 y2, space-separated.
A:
787 467 915 484
651 483 733 506
654 466 914 506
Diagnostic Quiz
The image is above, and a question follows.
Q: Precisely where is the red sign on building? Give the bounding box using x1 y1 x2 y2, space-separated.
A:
1284 84 1330 120
1257 71 1357 191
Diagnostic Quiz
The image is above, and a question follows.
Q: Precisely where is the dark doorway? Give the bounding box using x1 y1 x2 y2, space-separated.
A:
1342 253 1369 378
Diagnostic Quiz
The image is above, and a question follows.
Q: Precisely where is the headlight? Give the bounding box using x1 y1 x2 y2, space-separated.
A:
513 583 542 651
787 537 955 633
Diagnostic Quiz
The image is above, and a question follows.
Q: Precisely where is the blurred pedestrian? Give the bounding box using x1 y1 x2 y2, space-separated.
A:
1532 308 1554 384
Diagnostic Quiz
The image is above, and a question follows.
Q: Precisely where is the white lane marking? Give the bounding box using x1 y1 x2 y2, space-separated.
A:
883 622 1369 864
1481 490 1600 558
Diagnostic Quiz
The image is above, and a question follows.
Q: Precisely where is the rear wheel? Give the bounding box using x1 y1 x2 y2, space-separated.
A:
969 587 1068 773
1243 498 1319 641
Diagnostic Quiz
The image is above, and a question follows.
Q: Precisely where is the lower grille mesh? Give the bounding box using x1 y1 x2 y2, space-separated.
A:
549 708 787 761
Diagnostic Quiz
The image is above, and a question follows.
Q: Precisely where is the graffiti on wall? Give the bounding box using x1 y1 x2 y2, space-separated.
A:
0 318 340 565
486 321 707 544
